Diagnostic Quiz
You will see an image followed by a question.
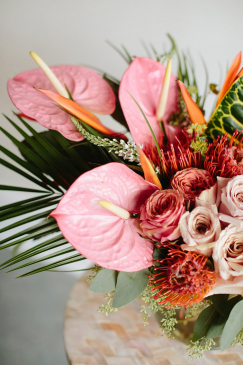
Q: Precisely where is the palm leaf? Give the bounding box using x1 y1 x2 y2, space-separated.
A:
0 116 105 276
1 112 131 276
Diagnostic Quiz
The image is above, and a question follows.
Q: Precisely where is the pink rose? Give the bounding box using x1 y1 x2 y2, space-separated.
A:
207 224 243 296
171 168 215 204
218 175 243 226
179 206 221 257
140 189 186 243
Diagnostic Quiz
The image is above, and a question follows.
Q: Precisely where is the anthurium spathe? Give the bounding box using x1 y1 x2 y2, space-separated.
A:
8 63 116 141
37 89 122 137
119 57 180 146
50 163 158 272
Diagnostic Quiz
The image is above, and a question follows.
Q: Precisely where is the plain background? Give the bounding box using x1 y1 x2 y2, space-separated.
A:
1 1 243 364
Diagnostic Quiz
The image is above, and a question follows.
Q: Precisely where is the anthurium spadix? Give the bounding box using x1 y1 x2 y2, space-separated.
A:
50 163 158 272
119 57 180 146
7 54 116 141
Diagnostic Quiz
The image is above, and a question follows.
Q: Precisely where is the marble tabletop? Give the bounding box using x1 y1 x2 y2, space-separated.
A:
64 277 243 365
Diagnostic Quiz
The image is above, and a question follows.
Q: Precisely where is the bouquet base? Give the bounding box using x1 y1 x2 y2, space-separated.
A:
63 277 243 364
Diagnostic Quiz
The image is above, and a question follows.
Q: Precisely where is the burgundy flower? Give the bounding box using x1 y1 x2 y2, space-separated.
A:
171 168 214 203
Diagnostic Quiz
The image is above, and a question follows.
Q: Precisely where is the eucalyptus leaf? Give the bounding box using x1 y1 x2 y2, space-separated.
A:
221 299 243 351
207 294 229 315
113 269 149 308
90 269 117 293
206 295 241 339
205 312 224 339
192 305 217 342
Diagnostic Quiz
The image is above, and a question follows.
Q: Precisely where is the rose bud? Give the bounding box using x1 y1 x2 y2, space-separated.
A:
171 168 215 205
213 224 243 281
140 189 186 243
179 207 221 257
218 175 243 226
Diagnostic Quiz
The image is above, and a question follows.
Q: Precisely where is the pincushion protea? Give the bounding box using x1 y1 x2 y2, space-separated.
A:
204 131 243 178
150 247 216 308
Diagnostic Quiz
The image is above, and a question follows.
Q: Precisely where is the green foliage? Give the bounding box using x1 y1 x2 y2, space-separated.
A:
187 338 215 360
140 285 178 338
185 301 209 319
90 269 118 293
98 291 118 316
205 296 242 341
206 75 243 141
112 269 150 308
207 294 229 316
192 305 217 342
159 34 177 64
128 93 163 174
71 117 140 164
221 298 243 351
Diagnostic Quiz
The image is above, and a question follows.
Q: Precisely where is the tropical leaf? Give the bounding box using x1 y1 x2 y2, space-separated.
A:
206 75 243 141
0 111 135 276
0 116 97 276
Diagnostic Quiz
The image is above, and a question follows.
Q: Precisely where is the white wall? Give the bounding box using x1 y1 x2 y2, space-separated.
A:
1 0 242 203
1 0 243 189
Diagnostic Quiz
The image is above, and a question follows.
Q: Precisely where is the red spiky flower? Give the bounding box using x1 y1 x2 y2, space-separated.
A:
204 131 243 178
150 247 216 308
143 134 202 179
160 143 202 179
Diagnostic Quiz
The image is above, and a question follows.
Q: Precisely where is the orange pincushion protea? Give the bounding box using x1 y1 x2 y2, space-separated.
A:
150 247 216 308
204 131 243 178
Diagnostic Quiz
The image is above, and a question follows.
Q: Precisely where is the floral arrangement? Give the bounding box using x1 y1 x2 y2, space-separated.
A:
2 36 243 359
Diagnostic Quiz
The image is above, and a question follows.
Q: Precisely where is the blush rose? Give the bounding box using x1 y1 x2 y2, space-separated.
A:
140 189 186 243
218 175 243 226
213 224 243 281
179 206 221 257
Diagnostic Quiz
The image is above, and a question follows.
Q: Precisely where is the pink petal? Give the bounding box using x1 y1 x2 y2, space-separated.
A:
119 57 179 146
8 65 116 141
206 276 243 296
51 163 157 272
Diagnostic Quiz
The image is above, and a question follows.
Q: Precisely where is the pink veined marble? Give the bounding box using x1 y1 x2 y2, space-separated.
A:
119 57 180 146
51 163 158 272
7 65 116 141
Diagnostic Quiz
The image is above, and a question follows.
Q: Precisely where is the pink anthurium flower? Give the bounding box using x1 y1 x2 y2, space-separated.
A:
8 63 116 141
119 57 180 146
50 163 158 272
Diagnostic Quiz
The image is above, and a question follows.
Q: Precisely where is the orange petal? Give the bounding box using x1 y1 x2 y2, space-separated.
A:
178 81 206 125
235 67 243 81
37 88 126 138
138 148 162 189
216 52 241 107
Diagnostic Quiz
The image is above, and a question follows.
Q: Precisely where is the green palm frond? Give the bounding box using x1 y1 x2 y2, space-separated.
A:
0 114 124 276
